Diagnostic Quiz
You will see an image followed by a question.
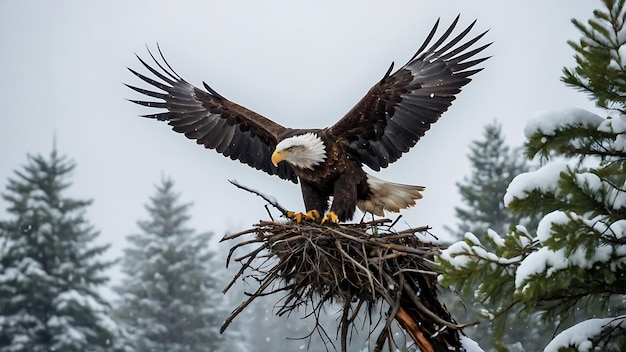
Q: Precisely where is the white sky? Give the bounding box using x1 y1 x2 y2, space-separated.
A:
0 1 604 287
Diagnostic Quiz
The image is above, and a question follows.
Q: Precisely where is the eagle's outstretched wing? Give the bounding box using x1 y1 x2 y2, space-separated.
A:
126 47 297 183
327 16 491 171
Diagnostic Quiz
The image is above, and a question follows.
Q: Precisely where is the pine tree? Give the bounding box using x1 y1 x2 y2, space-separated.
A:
447 121 536 240
115 177 229 352
0 148 122 352
444 121 544 351
562 0 626 111
438 1 626 350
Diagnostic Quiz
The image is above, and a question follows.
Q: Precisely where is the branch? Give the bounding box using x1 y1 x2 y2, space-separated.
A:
228 179 289 216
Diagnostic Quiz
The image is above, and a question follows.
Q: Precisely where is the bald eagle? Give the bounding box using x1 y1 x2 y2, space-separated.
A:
126 16 490 223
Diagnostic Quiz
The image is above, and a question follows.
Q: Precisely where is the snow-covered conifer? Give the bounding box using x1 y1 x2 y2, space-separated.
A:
114 177 229 352
448 121 536 240
438 1 626 350
0 148 122 352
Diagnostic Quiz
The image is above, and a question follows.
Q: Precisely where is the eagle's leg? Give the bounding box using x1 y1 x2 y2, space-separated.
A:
298 180 329 222
324 175 358 223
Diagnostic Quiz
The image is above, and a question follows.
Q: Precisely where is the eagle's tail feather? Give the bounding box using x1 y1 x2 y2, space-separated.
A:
357 174 424 216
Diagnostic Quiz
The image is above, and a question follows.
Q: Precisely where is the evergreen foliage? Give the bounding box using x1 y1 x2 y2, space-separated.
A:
0 148 121 351
438 1 626 350
114 177 228 352
562 0 626 111
444 122 543 351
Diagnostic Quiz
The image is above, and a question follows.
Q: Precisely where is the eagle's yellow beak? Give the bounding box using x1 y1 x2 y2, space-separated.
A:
271 149 289 167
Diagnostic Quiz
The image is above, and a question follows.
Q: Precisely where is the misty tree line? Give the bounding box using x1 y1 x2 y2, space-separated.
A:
0 146 362 351
0 148 360 352
1 1 625 351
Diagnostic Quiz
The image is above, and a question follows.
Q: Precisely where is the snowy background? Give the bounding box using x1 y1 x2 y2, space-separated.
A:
0 1 603 293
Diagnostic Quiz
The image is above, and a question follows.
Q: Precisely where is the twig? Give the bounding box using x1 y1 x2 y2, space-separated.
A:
220 227 259 242
228 179 289 215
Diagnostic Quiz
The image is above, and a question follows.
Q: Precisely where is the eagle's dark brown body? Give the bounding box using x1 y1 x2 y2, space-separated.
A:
283 129 370 221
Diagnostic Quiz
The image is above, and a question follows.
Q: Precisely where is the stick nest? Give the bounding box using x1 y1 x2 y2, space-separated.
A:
221 219 466 351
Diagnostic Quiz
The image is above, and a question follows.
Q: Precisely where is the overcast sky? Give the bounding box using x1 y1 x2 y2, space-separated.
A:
0 1 603 287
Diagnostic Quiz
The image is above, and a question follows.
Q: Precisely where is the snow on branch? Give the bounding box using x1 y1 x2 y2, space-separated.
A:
503 162 571 206
544 315 626 352
524 108 604 138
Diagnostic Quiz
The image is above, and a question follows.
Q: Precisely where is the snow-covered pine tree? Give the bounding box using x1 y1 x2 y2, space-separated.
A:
438 1 626 350
0 148 122 352
447 121 535 240
115 177 229 352
443 121 544 351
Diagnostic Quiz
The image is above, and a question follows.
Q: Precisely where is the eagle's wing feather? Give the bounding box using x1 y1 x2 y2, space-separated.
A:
126 47 297 183
327 16 491 171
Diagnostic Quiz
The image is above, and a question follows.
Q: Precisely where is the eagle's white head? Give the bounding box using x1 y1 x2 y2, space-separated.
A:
272 133 327 170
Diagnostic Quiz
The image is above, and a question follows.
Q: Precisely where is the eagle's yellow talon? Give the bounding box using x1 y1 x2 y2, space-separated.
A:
287 210 322 223
321 211 339 224
305 210 320 221
286 211 303 223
